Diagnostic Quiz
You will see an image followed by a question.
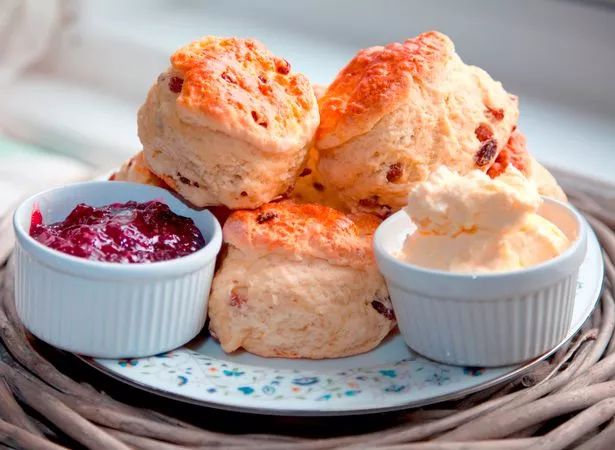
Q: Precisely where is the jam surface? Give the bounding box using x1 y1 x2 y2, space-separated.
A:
30 201 206 263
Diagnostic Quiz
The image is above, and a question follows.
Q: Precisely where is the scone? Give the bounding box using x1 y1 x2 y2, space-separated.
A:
110 151 166 187
487 128 531 178
290 145 346 209
138 36 319 209
208 201 396 359
315 31 519 216
488 129 567 201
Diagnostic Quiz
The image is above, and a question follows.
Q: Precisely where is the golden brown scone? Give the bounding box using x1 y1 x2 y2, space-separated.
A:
488 129 566 201
110 151 167 188
208 201 395 359
138 36 319 209
315 31 519 216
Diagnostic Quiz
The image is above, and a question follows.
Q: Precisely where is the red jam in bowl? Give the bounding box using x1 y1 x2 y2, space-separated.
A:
29 201 206 263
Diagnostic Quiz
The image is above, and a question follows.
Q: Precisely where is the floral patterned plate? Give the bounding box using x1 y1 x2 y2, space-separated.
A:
83 225 603 416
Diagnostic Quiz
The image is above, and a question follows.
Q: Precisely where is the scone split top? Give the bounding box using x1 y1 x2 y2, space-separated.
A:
208 201 396 359
138 36 319 209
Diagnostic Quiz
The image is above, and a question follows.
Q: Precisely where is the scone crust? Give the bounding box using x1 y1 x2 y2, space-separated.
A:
110 151 166 188
171 36 318 153
209 249 395 359
209 202 394 359
488 129 531 178
316 31 452 150
223 200 380 268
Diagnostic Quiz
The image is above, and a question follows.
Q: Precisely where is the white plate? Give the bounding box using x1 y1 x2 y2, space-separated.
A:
81 222 602 416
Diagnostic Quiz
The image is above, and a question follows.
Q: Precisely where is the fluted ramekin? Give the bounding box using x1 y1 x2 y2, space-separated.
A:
374 197 587 367
13 181 222 358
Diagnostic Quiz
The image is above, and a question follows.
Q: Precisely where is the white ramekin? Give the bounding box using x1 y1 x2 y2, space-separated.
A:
13 181 222 358
374 198 588 367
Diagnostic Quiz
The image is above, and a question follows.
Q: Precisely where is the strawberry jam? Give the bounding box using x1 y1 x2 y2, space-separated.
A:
30 201 205 263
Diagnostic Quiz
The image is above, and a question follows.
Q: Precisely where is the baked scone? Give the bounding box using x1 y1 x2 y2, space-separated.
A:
290 145 346 209
315 31 519 216
487 128 531 178
208 201 395 359
488 129 566 201
138 36 319 209
110 151 167 187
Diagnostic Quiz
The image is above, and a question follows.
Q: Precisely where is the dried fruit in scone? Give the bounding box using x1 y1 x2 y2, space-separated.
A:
208 200 396 359
291 145 346 210
488 128 531 178
488 129 566 201
315 31 519 216
138 36 319 209
110 151 167 188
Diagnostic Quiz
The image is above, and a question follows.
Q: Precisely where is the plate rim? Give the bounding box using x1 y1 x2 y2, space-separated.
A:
78 218 604 416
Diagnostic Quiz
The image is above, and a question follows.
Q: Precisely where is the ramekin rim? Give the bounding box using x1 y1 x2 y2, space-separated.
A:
374 196 588 281
12 181 223 275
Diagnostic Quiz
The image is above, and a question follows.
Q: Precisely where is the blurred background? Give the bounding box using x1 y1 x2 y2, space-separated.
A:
0 0 613 208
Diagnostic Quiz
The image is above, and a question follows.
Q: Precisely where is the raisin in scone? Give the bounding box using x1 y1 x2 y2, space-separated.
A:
138 36 319 209
208 201 395 359
315 31 519 216
290 145 347 210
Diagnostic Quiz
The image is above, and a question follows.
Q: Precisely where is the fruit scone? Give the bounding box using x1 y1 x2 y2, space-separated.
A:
208 200 396 359
295 125 566 208
311 31 520 217
138 36 319 209
110 151 167 188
